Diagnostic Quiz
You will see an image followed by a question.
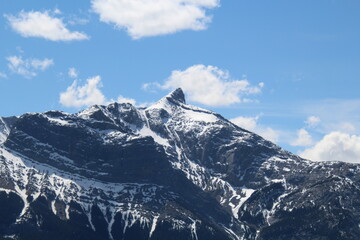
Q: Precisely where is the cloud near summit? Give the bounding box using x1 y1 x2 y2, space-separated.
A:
144 64 264 107
91 0 220 39
59 76 106 108
59 76 137 108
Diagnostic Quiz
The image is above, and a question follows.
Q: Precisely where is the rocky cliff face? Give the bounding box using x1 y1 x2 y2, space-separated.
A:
0 88 359 240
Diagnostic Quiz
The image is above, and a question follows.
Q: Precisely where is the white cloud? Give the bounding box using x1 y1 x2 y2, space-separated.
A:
68 67 78 78
59 76 106 108
31 58 54 71
148 64 263 107
305 116 320 128
7 55 54 78
53 8 62 15
91 0 220 39
5 10 89 41
116 95 137 105
300 132 360 163
60 76 137 108
259 127 280 143
291 128 313 146
231 115 279 143
68 17 90 26
231 116 258 131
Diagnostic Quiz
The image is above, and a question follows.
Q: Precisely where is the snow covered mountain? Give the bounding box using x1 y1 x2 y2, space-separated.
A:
1 88 360 240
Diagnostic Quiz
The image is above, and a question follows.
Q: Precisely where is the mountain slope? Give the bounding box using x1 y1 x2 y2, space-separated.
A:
1 88 359 240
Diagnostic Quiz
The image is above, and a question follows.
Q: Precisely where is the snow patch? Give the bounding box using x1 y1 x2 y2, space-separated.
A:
65 205 70 220
183 109 218 123
0 117 10 143
47 117 73 126
238 188 255 207
149 215 159 239
51 200 57 215
138 127 170 147
137 109 170 147
189 217 199 240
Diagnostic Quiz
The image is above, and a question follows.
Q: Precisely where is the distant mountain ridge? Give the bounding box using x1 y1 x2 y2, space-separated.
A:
1 88 360 240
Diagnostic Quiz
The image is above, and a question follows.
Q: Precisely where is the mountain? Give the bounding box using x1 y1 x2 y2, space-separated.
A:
1 88 360 240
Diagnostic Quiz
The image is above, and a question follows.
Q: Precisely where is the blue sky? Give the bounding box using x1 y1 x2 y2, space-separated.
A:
1 0 360 162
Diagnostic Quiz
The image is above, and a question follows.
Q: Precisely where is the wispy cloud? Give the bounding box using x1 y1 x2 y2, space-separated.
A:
91 0 220 39
5 10 89 41
144 64 264 107
68 67 78 78
7 55 54 78
302 99 360 134
31 58 54 71
67 13 90 26
305 116 321 128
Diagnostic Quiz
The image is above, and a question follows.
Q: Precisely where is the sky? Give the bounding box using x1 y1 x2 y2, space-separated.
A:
1 0 360 163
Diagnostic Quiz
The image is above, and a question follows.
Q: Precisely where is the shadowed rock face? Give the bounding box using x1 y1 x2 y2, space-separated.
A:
1 88 360 240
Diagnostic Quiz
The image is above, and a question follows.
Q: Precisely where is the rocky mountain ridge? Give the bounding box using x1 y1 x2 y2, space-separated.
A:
0 88 359 240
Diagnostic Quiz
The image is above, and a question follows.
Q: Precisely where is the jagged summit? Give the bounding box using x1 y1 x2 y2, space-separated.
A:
163 87 186 104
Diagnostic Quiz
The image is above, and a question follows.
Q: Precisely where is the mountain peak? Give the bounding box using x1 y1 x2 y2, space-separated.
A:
1 86 359 240
166 88 186 104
